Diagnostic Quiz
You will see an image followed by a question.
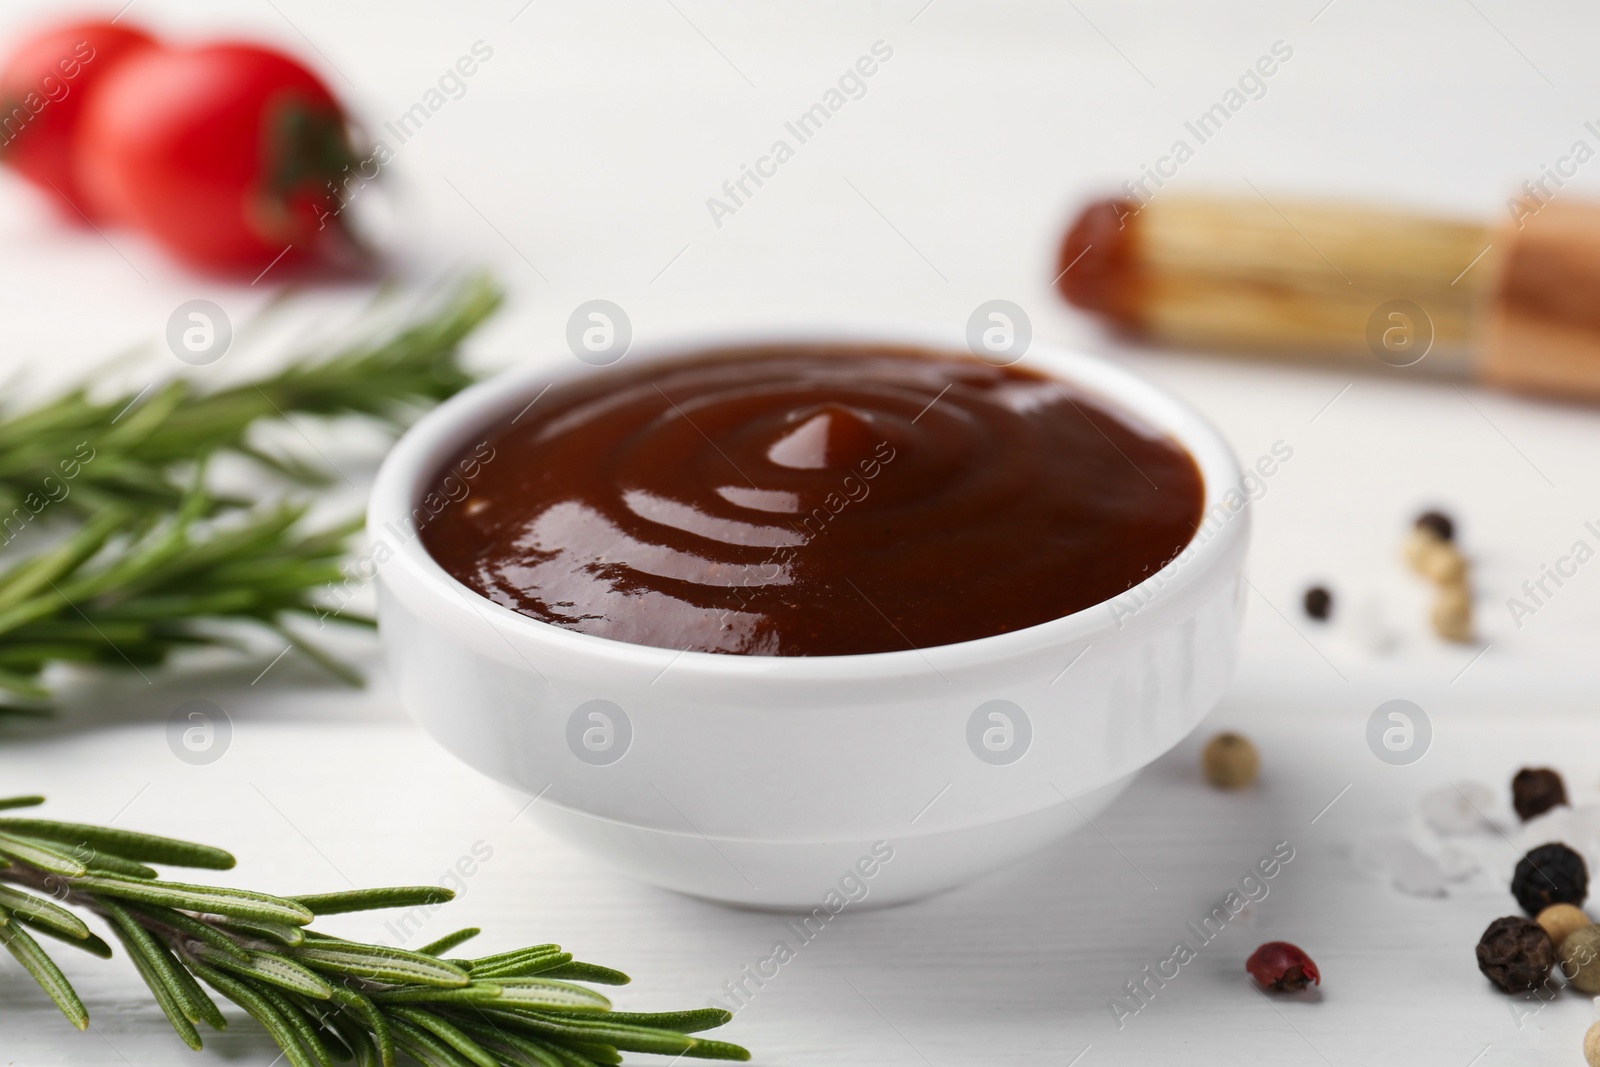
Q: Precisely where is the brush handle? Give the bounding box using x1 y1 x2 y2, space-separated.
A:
1061 193 1600 400
1482 201 1600 398
1058 195 1493 374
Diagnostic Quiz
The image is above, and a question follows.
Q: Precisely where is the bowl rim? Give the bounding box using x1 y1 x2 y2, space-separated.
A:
368 323 1249 681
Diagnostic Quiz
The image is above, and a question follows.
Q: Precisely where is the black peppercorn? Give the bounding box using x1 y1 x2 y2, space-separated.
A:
1512 768 1568 821
1512 843 1589 915
1476 915 1556 992
1302 586 1332 621
1415 510 1454 542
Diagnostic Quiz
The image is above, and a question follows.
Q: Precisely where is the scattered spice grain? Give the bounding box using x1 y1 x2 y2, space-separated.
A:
1560 926 1600 994
1415 510 1455 542
1512 843 1589 916
1201 732 1259 789
1246 942 1319 992
1476 916 1556 992
1536 902 1591 947
1513 768 1569 821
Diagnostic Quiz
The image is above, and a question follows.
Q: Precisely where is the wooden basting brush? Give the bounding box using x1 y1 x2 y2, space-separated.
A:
1056 193 1600 401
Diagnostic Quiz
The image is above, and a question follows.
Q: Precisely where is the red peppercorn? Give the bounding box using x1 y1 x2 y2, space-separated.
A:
1247 941 1320 991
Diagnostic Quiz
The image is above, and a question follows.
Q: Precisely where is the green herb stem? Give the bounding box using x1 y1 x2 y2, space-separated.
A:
0 795 748 1064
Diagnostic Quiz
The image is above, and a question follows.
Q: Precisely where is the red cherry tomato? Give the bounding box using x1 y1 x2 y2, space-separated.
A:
76 42 356 274
0 19 159 218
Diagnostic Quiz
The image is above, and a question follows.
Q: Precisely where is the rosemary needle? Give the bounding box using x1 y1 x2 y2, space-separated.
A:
0 275 503 707
0 494 365 708
0 795 749 1064
0 274 500 520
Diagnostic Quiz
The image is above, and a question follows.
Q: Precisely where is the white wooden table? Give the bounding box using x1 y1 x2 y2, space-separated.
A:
3 1 1600 1063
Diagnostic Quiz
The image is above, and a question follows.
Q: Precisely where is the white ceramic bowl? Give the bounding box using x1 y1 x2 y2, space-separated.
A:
369 326 1249 909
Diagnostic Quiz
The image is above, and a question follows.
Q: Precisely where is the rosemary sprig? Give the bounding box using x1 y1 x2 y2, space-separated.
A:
0 795 749 1064
0 274 502 706
0 492 364 708
0 274 500 519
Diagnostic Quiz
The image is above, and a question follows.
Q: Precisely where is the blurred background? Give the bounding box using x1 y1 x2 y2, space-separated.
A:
4 2 1600 1063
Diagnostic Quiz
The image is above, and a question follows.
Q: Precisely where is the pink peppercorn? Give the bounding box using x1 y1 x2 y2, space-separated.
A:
1247 941 1320 991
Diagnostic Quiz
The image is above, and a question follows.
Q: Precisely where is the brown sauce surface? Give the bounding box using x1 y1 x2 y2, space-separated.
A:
421 345 1204 656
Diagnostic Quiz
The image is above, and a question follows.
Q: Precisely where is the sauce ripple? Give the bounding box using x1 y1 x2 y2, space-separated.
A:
420 344 1205 656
